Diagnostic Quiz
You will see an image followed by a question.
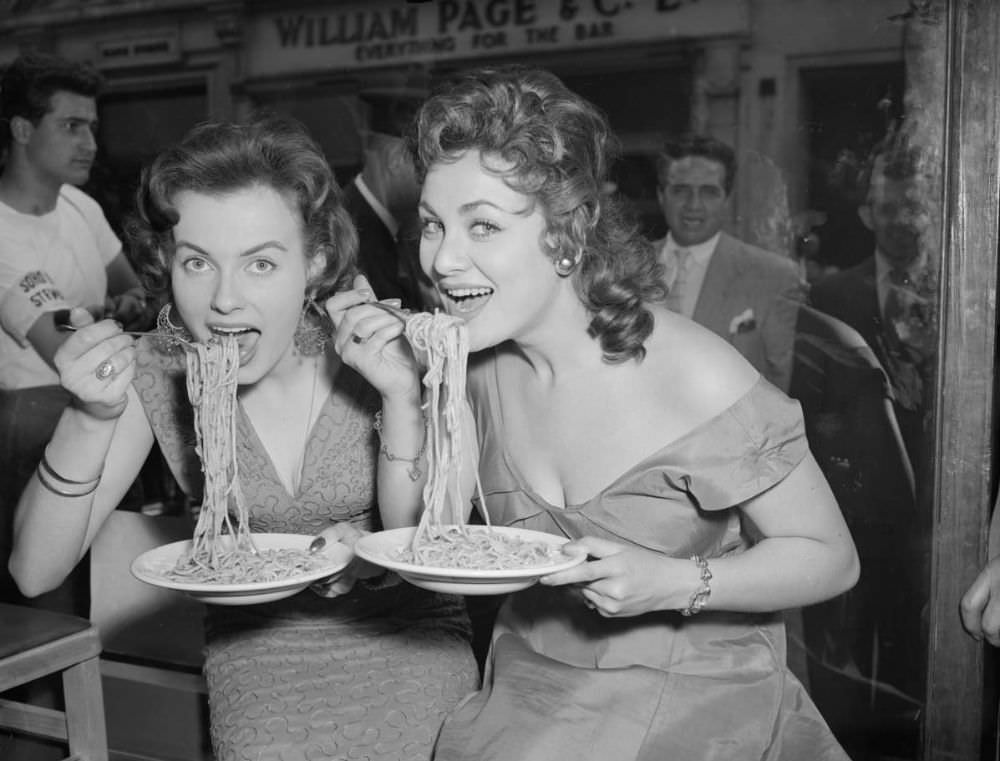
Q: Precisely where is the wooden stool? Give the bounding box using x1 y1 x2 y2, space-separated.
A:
0 602 107 761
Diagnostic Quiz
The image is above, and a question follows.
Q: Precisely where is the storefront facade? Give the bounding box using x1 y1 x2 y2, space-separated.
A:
1 0 904 247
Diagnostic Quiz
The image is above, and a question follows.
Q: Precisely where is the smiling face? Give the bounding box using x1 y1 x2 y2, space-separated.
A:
418 150 565 352
656 155 730 247
860 170 927 270
22 90 98 188
170 184 315 383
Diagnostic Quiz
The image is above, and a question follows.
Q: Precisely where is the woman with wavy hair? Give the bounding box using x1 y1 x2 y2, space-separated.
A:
337 65 858 760
10 114 478 761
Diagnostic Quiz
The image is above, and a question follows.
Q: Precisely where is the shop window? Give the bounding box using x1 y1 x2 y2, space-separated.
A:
89 84 208 235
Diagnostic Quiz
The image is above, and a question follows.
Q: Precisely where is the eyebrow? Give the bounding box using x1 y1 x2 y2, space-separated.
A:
174 240 289 257
55 115 99 128
419 199 532 216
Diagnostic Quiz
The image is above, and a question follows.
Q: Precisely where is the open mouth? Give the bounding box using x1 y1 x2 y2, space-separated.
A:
209 326 258 361
442 287 493 314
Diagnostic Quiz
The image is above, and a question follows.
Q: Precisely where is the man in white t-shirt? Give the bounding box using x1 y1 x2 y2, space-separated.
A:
0 52 147 615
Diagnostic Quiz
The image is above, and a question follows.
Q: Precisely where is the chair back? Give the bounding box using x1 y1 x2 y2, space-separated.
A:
0 602 108 760
790 304 915 501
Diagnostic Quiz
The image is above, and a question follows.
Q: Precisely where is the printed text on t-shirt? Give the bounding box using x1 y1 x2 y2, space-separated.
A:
19 270 64 307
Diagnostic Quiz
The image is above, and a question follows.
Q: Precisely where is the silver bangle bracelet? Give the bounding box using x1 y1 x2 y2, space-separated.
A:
39 452 101 489
36 461 100 497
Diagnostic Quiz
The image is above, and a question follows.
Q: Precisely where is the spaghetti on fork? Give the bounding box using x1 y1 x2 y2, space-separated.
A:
395 312 562 571
165 336 328 584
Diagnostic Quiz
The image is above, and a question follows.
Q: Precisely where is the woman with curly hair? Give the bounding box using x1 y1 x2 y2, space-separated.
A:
336 65 858 760
10 114 478 761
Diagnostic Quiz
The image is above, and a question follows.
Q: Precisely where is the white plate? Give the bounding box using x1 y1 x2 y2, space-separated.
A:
354 526 585 595
130 532 353 606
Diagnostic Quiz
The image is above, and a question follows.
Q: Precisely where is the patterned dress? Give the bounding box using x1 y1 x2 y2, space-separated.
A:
433 348 849 761
132 338 479 761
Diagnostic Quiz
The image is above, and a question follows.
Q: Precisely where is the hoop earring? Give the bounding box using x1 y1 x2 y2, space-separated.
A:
153 302 193 351
293 297 330 356
554 254 578 278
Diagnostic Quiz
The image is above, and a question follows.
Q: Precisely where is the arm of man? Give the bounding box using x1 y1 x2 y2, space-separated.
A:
2 266 75 371
25 311 72 370
104 252 148 330
22 252 143 369
961 490 1000 645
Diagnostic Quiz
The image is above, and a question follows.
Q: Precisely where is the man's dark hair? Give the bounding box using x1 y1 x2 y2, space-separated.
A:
0 52 104 150
655 134 738 196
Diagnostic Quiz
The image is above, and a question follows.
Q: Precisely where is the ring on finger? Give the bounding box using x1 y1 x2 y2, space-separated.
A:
351 333 365 344
95 359 115 380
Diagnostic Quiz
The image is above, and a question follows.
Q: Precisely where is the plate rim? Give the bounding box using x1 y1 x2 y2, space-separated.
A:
130 532 352 594
354 525 585 581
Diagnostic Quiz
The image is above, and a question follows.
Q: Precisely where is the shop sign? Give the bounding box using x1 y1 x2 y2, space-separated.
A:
248 0 748 76
95 30 180 70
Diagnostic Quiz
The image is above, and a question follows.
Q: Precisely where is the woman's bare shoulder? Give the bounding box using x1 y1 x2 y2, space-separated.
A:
645 308 760 416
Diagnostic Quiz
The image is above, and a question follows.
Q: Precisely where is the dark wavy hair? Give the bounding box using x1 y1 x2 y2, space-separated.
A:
125 114 358 314
0 52 103 151
655 134 737 196
411 65 665 363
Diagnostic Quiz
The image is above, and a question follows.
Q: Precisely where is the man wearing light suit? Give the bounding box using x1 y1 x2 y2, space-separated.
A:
652 134 805 392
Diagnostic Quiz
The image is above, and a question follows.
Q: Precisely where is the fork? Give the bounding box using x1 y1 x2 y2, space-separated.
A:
55 302 414 344
345 301 418 346
365 300 414 323
53 309 196 347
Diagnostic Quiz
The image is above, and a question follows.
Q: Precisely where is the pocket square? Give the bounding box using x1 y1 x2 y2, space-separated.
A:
729 309 757 335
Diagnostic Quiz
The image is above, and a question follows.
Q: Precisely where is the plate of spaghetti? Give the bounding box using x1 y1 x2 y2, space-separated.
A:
354 311 584 594
131 532 353 605
129 336 355 605
355 525 585 595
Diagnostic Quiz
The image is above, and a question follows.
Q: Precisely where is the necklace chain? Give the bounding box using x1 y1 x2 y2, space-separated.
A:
293 356 321 494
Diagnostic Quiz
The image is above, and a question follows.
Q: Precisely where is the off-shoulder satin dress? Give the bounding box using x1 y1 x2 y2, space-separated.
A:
433 347 849 761
132 338 479 761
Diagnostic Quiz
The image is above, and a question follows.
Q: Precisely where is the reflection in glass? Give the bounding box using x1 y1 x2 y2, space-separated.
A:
787 9 944 760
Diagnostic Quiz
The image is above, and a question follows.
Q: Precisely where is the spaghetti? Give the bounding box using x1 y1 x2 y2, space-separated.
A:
397 312 561 570
166 336 326 584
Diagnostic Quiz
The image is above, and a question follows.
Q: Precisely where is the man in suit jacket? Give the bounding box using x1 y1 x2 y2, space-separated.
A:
809 137 932 471
652 134 805 392
810 261 929 478
343 130 424 309
806 135 933 757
